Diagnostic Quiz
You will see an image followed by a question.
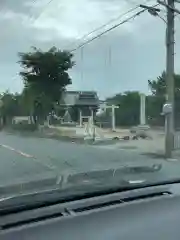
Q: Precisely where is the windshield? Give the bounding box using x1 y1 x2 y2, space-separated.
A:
0 0 180 206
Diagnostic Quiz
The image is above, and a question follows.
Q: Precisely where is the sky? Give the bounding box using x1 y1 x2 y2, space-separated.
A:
0 0 180 99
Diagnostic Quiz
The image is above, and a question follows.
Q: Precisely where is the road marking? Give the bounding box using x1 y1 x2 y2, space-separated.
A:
0 144 34 158
0 144 57 171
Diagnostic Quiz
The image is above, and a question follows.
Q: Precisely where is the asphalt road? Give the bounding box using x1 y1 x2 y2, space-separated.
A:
0 131 180 196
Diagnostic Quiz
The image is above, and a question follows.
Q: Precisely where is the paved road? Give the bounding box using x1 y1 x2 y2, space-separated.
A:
0 131 180 196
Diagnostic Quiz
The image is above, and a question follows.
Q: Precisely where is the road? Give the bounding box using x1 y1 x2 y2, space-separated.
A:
0 131 180 195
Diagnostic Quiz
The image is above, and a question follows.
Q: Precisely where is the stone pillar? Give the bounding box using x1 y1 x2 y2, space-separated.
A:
91 109 93 117
140 93 146 125
112 105 115 131
79 109 82 127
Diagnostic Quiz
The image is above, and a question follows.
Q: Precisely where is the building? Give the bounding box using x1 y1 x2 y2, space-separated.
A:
61 91 100 123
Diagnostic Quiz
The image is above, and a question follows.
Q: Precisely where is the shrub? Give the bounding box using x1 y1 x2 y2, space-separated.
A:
12 122 38 131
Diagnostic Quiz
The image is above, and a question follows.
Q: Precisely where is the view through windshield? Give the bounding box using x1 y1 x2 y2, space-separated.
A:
0 0 180 203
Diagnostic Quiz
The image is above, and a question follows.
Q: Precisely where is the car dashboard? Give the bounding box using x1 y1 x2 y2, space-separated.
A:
1 183 180 240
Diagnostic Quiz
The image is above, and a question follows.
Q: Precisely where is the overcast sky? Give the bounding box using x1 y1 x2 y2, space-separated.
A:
0 0 180 99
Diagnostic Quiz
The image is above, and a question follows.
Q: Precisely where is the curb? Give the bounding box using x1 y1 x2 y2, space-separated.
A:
3 129 85 144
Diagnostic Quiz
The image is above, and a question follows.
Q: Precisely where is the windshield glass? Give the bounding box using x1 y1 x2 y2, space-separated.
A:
0 0 180 206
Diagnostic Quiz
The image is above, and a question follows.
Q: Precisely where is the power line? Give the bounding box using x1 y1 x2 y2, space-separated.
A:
70 3 159 52
70 10 144 52
65 0 154 50
34 0 55 21
65 5 140 50
28 0 55 22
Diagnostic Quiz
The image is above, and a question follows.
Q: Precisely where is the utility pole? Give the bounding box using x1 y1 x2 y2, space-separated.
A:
165 0 175 158
158 0 177 158
141 1 177 158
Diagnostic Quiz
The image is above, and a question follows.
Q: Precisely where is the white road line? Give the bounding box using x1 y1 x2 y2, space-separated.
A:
0 144 33 158
0 144 57 171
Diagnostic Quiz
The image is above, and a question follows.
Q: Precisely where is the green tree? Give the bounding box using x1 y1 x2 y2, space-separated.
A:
148 71 180 127
106 91 140 126
148 71 167 96
18 46 74 122
146 95 164 126
148 71 180 98
0 91 23 125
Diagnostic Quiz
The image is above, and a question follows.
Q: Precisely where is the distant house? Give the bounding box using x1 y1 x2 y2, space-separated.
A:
60 91 100 122
12 116 30 124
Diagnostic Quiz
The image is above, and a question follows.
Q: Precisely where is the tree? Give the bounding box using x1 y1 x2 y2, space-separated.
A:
146 95 164 126
148 71 180 97
106 91 140 126
0 91 24 125
148 71 167 96
18 46 74 122
148 71 180 127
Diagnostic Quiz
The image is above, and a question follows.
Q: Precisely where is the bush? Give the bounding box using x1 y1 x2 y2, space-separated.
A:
11 122 38 131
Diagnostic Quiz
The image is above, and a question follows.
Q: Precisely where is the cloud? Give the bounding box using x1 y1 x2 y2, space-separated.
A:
0 0 180 99
28 0 137 41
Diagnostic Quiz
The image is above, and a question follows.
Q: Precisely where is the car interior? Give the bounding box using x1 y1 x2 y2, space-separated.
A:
1 182 180 240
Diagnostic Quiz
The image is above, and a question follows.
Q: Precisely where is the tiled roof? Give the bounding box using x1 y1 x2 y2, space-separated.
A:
62 91 78 106
62 91 99 106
